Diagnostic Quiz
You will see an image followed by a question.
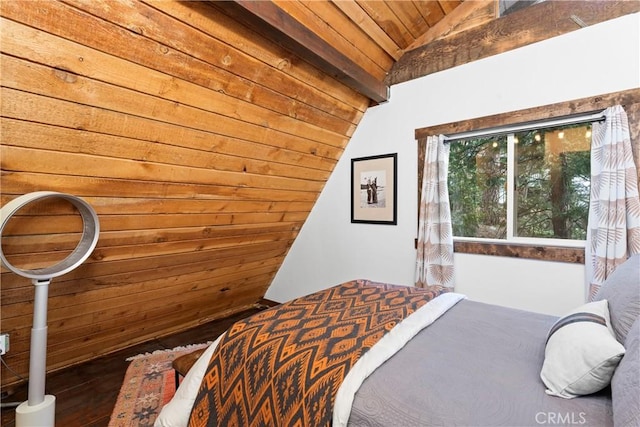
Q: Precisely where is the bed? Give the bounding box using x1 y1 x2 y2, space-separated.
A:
156 254 640 427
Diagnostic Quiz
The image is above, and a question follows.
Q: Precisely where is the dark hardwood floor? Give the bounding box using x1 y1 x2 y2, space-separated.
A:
1 305 271 427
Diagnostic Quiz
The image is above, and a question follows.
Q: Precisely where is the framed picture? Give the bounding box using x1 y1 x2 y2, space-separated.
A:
351 153 397 225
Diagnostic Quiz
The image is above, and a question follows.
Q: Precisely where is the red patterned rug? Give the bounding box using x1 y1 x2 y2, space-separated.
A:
108 343 210 427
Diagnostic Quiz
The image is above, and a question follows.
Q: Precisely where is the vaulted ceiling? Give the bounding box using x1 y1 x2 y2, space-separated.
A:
213 0 490 103
216 0 638 103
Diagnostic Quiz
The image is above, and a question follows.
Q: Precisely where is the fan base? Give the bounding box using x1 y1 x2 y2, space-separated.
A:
15 394 55 427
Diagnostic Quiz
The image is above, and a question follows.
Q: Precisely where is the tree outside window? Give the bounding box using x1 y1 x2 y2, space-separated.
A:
448 122 592 244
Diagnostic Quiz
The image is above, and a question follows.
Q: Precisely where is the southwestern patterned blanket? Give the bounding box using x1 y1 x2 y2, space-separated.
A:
188 279 448 427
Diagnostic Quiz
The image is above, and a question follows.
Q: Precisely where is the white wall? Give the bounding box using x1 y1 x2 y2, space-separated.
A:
266 13 640 316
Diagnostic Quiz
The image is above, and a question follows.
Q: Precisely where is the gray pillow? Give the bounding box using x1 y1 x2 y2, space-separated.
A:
611 315 640 427
594 254 640 344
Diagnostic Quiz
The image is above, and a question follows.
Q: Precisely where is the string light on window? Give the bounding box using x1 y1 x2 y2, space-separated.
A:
534 134 541 142
558 131 565 139
585 129 592 138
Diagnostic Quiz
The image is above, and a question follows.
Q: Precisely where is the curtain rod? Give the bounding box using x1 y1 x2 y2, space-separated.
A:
442 110 606 142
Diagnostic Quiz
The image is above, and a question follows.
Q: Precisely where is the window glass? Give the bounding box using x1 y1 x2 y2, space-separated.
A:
499 0 545 16
449 135 507 239
514 124 591 240
448 122 591 243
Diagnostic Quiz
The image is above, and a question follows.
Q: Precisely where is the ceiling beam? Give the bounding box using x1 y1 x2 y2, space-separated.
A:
388 0 640 86
213 0 389 103
406 0 496 52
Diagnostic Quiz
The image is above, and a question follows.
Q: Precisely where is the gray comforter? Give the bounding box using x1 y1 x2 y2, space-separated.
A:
348 299 613 427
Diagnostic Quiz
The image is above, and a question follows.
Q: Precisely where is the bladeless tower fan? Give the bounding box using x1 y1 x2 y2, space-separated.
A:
0 192 99 427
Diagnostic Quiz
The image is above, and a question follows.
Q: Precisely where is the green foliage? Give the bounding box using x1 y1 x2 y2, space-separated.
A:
448 136 506 238
448 123 591 241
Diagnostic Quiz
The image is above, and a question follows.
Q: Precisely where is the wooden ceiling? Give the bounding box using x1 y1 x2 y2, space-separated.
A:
213 0 492 103
216 0 639 103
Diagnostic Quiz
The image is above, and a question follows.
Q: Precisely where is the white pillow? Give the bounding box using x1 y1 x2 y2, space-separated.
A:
154 333 225 427
541 300 625 399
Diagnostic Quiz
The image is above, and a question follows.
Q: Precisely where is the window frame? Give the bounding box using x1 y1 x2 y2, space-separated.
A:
415 88 640 264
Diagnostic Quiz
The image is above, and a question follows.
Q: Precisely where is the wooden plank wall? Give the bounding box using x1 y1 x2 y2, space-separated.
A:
0 0 369 391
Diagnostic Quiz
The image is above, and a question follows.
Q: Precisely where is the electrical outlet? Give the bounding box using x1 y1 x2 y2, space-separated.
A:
0 333 9 355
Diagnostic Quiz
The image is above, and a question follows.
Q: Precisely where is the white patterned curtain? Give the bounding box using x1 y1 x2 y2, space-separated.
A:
415 135 454 289
586 105 640 300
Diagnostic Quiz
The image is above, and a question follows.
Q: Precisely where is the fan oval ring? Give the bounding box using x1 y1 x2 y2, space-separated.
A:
0 191 100 280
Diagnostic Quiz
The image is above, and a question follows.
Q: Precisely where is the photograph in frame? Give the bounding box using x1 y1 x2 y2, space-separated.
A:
351 153 397 225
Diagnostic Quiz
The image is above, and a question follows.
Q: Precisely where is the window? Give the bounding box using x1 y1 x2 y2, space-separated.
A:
415 88 640 263
499 0 546 17
448 121 592 246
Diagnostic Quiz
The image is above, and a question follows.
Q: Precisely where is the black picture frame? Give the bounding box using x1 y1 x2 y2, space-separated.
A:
351 153 397 225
